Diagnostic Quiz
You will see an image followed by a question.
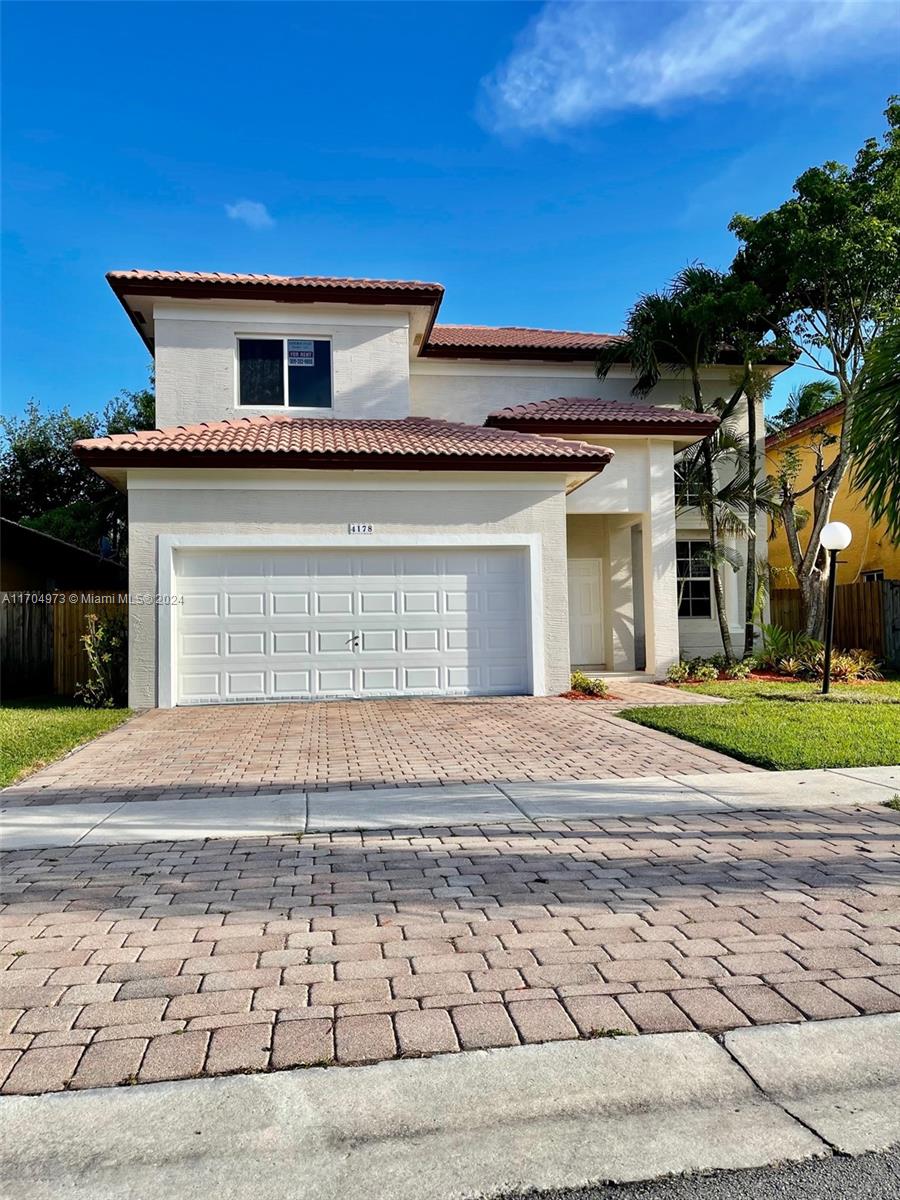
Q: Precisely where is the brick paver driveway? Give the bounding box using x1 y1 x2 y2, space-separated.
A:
2 692 747 809
2 802 898 1094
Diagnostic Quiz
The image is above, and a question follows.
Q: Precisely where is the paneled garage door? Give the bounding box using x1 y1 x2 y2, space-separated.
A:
174 547 531 704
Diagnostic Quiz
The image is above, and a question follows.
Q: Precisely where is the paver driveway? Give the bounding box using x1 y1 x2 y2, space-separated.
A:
2 693 748 808
1 802 898 1094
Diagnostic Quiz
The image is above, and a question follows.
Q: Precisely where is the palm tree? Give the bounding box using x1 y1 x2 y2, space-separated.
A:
676 416 781 657
598 265 778 661
765 380 841 435
850 319 900 541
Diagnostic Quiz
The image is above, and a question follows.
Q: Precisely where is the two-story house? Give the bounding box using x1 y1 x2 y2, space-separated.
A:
75 270 782 709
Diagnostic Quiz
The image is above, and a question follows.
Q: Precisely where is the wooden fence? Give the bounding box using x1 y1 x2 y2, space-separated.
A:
1 594 128 700
770 579 900 666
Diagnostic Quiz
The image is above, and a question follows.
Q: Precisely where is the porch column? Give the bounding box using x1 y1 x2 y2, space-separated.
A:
641 440 680 675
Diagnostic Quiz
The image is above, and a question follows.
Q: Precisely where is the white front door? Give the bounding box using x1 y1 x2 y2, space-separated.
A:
567 558 604 666
174 546 531 704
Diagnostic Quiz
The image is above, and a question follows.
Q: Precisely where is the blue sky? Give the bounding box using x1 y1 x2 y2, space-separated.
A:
3 1 898 421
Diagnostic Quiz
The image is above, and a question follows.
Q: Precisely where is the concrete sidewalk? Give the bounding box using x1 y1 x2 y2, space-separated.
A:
1 1014 897 1200
2 765 898 851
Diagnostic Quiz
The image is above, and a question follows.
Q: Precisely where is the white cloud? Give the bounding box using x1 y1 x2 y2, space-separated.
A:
225 199 275 229
481 0 899 136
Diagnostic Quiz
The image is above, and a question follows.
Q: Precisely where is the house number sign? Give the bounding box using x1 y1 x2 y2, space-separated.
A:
348 523 374 534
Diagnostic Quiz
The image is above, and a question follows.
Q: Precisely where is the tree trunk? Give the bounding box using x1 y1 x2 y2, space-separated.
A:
701 445 735 662
743 388 758 659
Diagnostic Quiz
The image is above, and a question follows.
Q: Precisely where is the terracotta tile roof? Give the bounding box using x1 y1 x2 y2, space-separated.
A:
74 414 614 473
107 269 444 296
425 324 622 360
764 401 845 449
485 397 720 438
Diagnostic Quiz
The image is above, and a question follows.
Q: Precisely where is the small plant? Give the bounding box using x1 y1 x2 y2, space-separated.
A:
570 670 609 698
667 658 718 683
75 612 128 709
686 657 719 683
883 795 900 812
666 661 691 683
796 647 883 683
757 623 822 670
724 659 752 680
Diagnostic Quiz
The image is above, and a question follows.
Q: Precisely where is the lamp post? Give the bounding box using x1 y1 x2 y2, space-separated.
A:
819 522 852 695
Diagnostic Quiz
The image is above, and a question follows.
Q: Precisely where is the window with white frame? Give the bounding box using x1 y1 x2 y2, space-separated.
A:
238 337 332 409
674 457 702 508
676 539 712 618
863 569 885 582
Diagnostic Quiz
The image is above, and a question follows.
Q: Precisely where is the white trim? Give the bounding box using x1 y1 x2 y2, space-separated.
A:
153 300 412 330
126 469 569 492
157 533 545 709
410 359 613 379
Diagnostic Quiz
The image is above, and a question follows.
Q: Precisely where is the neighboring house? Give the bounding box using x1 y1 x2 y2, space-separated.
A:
74 270 788 709
0 518 128 591
765 403 900 586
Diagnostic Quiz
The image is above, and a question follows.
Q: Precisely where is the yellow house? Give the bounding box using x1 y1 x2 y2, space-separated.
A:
766 402 900 585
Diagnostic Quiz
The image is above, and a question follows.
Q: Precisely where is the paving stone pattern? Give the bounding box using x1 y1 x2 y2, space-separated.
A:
2 802 899 1094
1 694 746 809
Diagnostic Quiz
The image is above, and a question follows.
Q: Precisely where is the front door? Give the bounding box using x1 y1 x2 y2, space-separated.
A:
567 558 604 666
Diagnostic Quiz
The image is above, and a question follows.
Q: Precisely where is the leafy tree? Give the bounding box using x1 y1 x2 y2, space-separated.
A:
849 319 900 541
0 380 155 556
730 97 900 636
765 379 841 436
598 264 784 661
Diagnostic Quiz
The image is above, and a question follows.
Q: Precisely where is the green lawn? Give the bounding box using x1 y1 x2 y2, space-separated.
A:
679 678 900 701
0 700 131 788
622 678 900 770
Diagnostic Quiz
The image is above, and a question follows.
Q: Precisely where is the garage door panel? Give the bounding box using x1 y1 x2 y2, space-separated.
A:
226 671 266 697
175 547 530 704
273 670 311 696
361 629 397 652
273 631 310 655
182 593 219 617
272 592 310 615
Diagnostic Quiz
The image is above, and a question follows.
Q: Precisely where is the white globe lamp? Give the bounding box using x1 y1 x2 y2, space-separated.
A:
819 522 852 693
820 522 852 552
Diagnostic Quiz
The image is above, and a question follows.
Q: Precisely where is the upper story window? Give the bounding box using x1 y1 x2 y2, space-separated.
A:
674 457 702 508
676 539 712 618
238 337 332 409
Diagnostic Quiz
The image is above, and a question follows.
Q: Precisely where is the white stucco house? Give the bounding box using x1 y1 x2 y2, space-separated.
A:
75 270 785 709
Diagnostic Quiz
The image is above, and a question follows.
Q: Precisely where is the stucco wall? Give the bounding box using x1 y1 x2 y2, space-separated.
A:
127 474 571 708
153 302 411 426
766 411 900 585
410 363 703 426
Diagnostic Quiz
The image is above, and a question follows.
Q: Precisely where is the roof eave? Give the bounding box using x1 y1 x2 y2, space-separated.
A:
74 448 613 474
484 416 719 439
107 274 445 356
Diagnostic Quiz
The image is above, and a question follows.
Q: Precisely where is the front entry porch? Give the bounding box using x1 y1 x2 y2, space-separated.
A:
567 512 660 674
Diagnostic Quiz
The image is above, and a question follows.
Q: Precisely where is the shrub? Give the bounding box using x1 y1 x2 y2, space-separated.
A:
570 670 609 698
667 658 718 683
724 659 753 680
75 612 128 709
686 657 719 682
666 662 691 684
757 623 822 669
796 647 883 683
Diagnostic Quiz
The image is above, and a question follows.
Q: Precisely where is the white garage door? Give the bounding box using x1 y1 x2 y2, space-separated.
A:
174 547 531 704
